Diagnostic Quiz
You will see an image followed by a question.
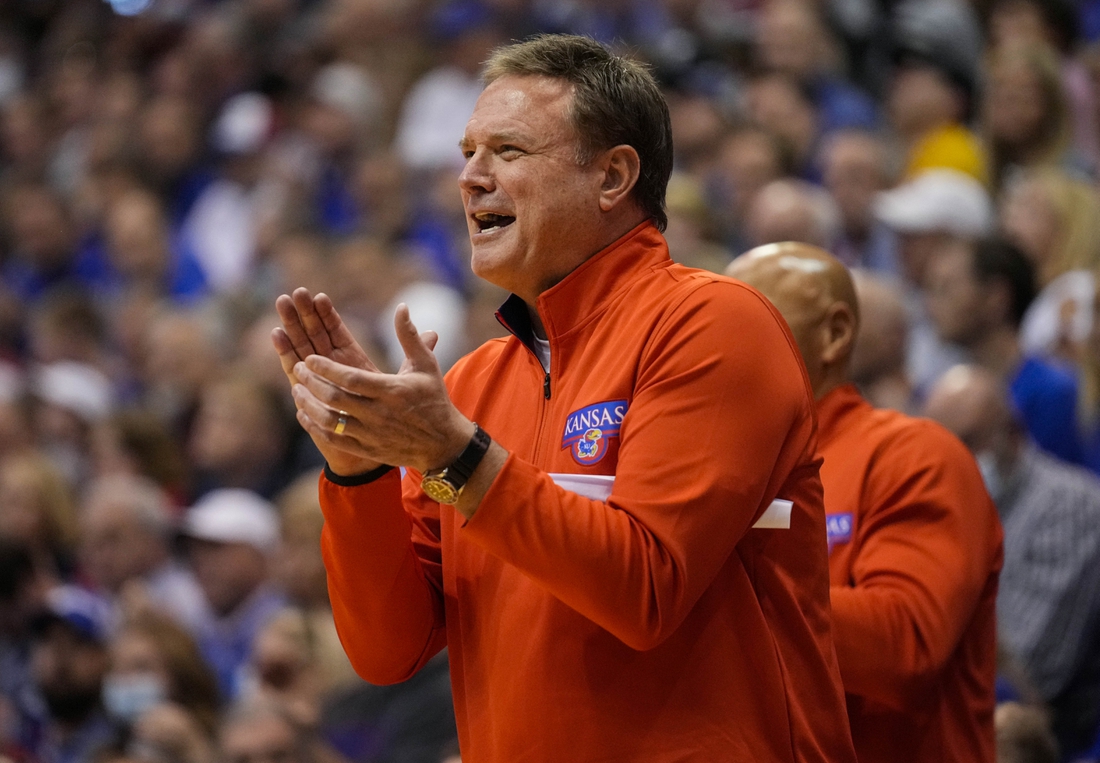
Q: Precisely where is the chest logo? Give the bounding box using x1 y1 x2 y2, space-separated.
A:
826 513 853 550
562 400 627 466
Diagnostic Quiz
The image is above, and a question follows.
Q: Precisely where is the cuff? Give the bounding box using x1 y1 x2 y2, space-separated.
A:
323 463 395 487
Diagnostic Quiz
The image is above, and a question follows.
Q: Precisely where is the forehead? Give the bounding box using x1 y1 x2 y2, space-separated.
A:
462 75 576 145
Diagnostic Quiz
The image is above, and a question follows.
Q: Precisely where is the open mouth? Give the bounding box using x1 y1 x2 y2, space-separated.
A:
473 212 516 234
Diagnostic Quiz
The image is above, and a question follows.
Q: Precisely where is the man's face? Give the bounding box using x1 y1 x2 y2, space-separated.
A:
458 75 607 303
32 622 109 722
80 502 158 593
822 136 882 231
888 65 956 135
188 539 267 617
924 244 986 345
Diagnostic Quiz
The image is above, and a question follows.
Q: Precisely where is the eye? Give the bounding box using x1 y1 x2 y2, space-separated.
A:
499 145 525 159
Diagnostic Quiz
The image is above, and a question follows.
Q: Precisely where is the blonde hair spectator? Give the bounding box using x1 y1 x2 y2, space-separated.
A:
1000 167 1100 287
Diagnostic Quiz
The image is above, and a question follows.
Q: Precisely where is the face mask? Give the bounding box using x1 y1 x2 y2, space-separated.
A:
975 450 1004 504
102 673 167 723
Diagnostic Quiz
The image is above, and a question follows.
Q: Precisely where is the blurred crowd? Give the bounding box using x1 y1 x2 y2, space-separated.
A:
1 0 1100 760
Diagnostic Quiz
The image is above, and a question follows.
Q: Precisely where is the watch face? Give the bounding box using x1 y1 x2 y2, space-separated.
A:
421 475 461 504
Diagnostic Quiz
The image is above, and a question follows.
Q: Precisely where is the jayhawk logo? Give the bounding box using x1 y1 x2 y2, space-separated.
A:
562 400 627 465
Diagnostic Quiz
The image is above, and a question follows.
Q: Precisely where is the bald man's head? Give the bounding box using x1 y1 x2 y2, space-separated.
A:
726 241 859 398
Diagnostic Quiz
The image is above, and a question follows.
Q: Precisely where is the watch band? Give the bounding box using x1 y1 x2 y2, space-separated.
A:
420 424 492 502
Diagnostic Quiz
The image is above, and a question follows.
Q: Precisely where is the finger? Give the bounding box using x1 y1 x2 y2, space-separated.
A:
298 358 393 408
292 384 355 437
421 330 439 352
292 288 335 357
394 304 440 373
275 293 319 361
294 361 378 410
314 294 363 352
271 328 303 381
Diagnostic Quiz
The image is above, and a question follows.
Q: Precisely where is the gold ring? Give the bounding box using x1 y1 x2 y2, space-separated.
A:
334 411 348 435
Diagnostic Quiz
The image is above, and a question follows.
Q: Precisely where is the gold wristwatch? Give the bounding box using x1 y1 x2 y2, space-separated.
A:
420 424 492 504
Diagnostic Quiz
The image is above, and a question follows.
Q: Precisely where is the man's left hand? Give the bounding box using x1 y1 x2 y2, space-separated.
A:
291 303 476 474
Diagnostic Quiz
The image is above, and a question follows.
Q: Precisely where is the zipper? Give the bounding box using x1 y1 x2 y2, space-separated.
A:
495 299 554 463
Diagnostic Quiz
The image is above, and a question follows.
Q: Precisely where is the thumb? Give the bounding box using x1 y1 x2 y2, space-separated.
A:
420 330 439 352
394 304 439 371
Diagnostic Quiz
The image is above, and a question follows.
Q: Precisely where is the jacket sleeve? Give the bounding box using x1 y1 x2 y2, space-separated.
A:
459 281 816 650
319 468 448 684
829 422 1002 709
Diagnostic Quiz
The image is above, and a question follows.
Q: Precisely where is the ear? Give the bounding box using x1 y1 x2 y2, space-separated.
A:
597 144 641 213
818 302 857 367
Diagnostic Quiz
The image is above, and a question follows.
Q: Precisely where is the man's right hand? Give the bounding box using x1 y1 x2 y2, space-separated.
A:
272 288 385 476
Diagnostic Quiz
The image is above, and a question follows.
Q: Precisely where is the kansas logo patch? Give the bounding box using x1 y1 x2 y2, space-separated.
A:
562 400 627 465
826 513 853 550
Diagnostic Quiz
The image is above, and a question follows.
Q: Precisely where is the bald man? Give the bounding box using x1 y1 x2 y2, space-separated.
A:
727 243 1003 763
925 366 1100 755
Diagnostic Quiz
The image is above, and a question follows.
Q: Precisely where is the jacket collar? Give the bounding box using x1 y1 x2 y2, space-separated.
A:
496 222 671 347
814 383 866 446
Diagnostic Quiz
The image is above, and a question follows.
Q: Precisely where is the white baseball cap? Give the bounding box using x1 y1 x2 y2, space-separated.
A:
875 169 993 237
33 361 113 422
182 489 279 552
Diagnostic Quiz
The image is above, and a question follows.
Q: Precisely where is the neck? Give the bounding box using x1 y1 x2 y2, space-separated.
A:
812 367 849 401
517 212 650 307
968 327 1020 381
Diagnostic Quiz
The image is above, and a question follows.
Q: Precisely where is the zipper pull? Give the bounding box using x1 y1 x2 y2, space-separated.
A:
543 372 551 399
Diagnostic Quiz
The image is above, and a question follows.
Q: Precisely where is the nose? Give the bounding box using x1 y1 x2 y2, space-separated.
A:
458 147 494 195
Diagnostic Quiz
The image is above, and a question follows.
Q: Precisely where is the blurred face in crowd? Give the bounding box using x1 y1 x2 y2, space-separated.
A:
220 711 300 763
821 132 886 235
999 176 1058 270
188 376 286 486
138 98 200 183
275 512 327 607
715 129 784 221
923 366 1021 490
744 180 830 248
896 230 953 286
849 272 908 380
0 456 71 554
6 184 73 270
80 495 165 594
989 0 1053 49
105 191 171 282
458 75 614 304
188 539 267 617
744 76 817 163
889 64 960 137
32 622 109 723
755 0 826 80
984 55 1049 151
104 627 171 722
924 241 989 345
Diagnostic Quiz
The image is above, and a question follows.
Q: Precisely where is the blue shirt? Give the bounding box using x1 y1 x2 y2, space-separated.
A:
1011 356 1085 466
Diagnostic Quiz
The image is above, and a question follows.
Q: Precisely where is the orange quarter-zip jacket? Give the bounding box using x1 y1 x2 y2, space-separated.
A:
818 384 1003 763
318 223 857 762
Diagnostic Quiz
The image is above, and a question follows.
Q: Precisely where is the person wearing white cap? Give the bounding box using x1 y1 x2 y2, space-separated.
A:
182 488 285 701
874 168 994 399
180 91 276 294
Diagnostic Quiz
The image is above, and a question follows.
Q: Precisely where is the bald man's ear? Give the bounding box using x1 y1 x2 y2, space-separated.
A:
819 302 857 368
597 145 641 214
